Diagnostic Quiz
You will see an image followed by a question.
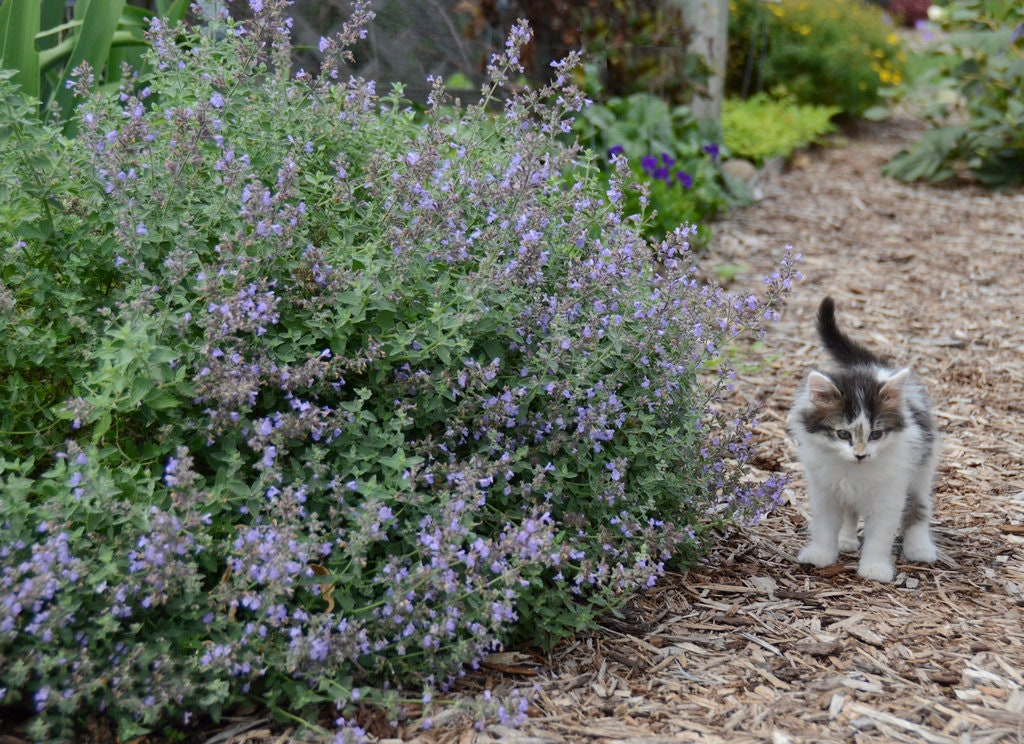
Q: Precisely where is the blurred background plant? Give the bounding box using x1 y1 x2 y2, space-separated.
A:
727 0 907 117
456 0 707 102
882 0 1024 187
0 0 187 129
864 0 934 26
573 91 747 245
721 93 840 164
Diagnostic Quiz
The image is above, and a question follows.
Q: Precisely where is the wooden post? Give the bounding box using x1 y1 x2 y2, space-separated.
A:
668 0 728 121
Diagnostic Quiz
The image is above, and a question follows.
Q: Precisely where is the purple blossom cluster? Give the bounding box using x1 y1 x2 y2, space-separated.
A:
641 152 694 189
0 527 83 643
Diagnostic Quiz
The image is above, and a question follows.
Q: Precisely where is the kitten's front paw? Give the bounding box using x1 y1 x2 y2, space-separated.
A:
902 538 938 564
798 545 838 568
857 560 895 583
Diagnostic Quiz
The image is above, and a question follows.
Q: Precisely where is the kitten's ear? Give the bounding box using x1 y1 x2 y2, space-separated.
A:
880 368 911 403
807 371 840 404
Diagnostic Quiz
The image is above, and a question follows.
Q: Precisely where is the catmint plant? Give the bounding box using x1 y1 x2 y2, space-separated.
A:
0 1 798 741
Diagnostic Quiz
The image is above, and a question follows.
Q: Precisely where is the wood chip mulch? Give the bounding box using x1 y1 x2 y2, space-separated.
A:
401 114 1024 744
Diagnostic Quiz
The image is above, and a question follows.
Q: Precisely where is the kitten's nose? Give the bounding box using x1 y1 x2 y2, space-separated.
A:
855 454 867 461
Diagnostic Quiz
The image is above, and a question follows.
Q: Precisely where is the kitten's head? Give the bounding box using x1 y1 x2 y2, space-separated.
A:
798 367 909 463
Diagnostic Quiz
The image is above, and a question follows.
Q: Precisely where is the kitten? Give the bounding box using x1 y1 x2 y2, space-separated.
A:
788 297 939 583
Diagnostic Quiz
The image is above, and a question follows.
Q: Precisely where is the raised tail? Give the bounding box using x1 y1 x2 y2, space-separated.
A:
816 296 884 367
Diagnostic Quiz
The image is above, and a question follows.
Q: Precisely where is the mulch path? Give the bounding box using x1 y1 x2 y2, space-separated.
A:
396 114 1024 744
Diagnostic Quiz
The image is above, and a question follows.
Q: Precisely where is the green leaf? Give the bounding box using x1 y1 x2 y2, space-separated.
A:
861 105 891 122
0 0 42 101
883 125 966 182
143 388 180 411
129 375 155 406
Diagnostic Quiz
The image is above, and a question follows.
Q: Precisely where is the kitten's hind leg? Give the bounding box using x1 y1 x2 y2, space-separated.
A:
838 507 860 553
902 490 937 563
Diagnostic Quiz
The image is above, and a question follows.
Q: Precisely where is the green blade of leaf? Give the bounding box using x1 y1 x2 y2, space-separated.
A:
50 0 127 128
0 0 42 101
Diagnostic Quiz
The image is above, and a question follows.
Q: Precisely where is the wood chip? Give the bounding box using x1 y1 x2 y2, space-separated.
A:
793 639 843 657
846 624 886 648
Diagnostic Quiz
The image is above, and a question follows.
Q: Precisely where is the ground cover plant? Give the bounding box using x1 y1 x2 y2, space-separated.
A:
0 1 799 741
721 94 839 164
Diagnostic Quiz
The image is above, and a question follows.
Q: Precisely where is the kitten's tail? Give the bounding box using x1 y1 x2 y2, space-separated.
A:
816 296 883 367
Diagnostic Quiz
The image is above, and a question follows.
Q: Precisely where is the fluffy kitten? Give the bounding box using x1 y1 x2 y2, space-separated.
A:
788 297 939 583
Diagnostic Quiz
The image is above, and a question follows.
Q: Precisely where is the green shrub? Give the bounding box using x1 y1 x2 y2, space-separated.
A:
0 3 798 741
722 93 840 164
883 0 1024 187
728 0 907 116
573 92 749 243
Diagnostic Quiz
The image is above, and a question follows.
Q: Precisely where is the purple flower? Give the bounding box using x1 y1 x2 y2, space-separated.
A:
608 144 625 159
676 171 693 189
640 155 657 175
702 143 720 161
210 91 225 108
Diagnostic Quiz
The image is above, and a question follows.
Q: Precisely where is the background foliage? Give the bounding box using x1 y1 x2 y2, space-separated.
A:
883 0 1024 187
721 94 839 164
0 2 797 741
573 92 748 244
727 0 907 116
865 0 933 26
0 0 187 128
456 0 703 103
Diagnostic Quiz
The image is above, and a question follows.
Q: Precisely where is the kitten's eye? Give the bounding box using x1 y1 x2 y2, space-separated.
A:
835 429 853 442
869 430 886 441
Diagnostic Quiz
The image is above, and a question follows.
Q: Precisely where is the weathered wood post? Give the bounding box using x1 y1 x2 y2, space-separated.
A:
667 0 728 121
